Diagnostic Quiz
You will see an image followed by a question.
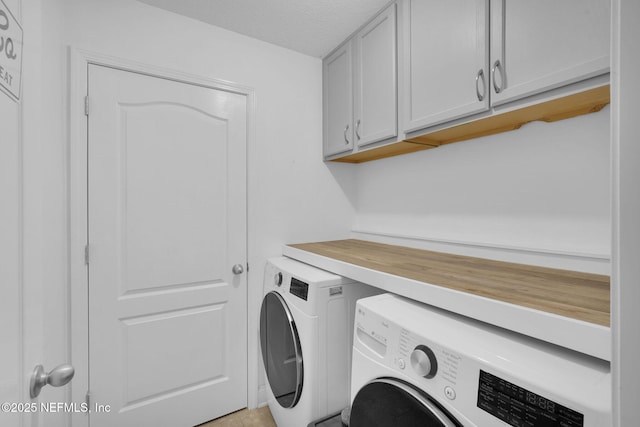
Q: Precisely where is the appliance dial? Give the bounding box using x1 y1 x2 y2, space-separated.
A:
410 345 438 379
274 272 283 287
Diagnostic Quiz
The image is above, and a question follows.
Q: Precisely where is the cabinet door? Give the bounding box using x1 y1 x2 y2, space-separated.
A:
324 42 354 157
401 0 489 133
354 4 398 147
490 0 610 106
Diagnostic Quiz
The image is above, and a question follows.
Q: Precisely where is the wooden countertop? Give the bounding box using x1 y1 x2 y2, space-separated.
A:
284 239 611 360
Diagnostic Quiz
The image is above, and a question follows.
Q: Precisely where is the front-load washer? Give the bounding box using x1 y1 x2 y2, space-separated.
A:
259 257 383 427
349 293 611 427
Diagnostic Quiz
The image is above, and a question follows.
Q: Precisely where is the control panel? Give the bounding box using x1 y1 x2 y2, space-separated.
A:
355 301 464 404
290 277 309 301
478 370 584 427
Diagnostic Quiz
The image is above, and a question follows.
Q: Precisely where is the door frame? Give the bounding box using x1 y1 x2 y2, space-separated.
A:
68 47 255 426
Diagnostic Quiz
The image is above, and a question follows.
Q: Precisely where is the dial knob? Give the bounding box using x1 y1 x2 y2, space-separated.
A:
410 345 438 379
274 272 283 287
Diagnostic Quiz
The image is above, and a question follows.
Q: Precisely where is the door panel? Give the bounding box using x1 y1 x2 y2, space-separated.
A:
355 3 397 146
119 103 227 293
323 43 354 157
490 0 610 105
401 0 489 133
87 64 247 427
121 306 225 403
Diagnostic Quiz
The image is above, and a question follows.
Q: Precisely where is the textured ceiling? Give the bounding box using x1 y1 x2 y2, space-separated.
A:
136 0 391 58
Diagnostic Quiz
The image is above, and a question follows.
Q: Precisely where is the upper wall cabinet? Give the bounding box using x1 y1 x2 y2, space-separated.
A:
324 43 354 157
355 4 398 147
401 0 490 133
490 0 610 106
323 0 610 163
324 3 397 158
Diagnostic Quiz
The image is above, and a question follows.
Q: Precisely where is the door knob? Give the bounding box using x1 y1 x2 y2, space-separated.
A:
232 264 244 275
30 364 75 398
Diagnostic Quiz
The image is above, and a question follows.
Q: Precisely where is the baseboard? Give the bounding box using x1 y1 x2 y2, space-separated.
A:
257 384 268 408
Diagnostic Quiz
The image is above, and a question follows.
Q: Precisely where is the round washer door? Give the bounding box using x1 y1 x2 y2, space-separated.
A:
350 378 461 427
259 291 304 408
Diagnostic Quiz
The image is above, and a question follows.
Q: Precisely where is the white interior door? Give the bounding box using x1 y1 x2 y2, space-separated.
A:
0 46 22 427
87 64 247 427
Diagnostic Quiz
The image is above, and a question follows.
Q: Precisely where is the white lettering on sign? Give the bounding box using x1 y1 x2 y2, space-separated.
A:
0 0 22 101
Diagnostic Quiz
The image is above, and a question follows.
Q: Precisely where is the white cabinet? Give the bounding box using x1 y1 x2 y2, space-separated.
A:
354 4 398 147
490 0 610 106
324 43 353 157
324 3 397 158
400 0 609 134
323 0 610 163
401 0 489 133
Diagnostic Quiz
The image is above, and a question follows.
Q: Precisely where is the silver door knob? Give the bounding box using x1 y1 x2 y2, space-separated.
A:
232 264 244 275
30 364 75 398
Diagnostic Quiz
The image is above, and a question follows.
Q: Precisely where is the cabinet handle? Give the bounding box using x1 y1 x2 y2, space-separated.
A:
492 59 504 94
475 69 486 102
355 119 361 140
343 124 350 145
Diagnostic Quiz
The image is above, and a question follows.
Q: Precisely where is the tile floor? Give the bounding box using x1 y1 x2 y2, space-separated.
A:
197 407 277 427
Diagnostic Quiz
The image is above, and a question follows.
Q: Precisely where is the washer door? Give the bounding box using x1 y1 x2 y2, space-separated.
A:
259 291 304 408
350 378 461 427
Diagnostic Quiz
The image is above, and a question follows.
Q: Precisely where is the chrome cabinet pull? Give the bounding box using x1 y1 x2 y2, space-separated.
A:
475 69 486 101
492 59 504 94
355 119 361 140
343 124 350 145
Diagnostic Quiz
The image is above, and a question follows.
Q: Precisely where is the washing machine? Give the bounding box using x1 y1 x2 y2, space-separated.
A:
349 293 611 427
259 257 383 427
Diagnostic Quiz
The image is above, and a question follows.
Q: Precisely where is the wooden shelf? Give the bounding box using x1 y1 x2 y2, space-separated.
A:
284 239 611 360
332 85 610 164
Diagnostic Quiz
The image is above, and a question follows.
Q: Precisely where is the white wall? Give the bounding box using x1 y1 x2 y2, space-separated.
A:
32 0 355 424
353 107 611 273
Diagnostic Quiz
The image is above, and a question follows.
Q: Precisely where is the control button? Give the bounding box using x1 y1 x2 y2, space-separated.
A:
274 272 283 287
410 345 438 379
444 386 456 400
397 358 406 370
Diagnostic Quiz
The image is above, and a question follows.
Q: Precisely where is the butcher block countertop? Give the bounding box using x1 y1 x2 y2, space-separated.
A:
283 239 611 361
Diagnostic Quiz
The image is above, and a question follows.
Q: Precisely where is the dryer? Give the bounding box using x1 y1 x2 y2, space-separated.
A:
349 293 611 427
259 257 382 427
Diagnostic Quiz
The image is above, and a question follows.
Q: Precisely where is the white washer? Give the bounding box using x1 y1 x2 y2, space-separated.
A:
350 293 611 427
259 257 382 427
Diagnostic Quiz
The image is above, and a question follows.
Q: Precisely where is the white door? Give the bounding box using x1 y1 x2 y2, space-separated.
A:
1 0 25 424
0 39 22 427
87 64 247 427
